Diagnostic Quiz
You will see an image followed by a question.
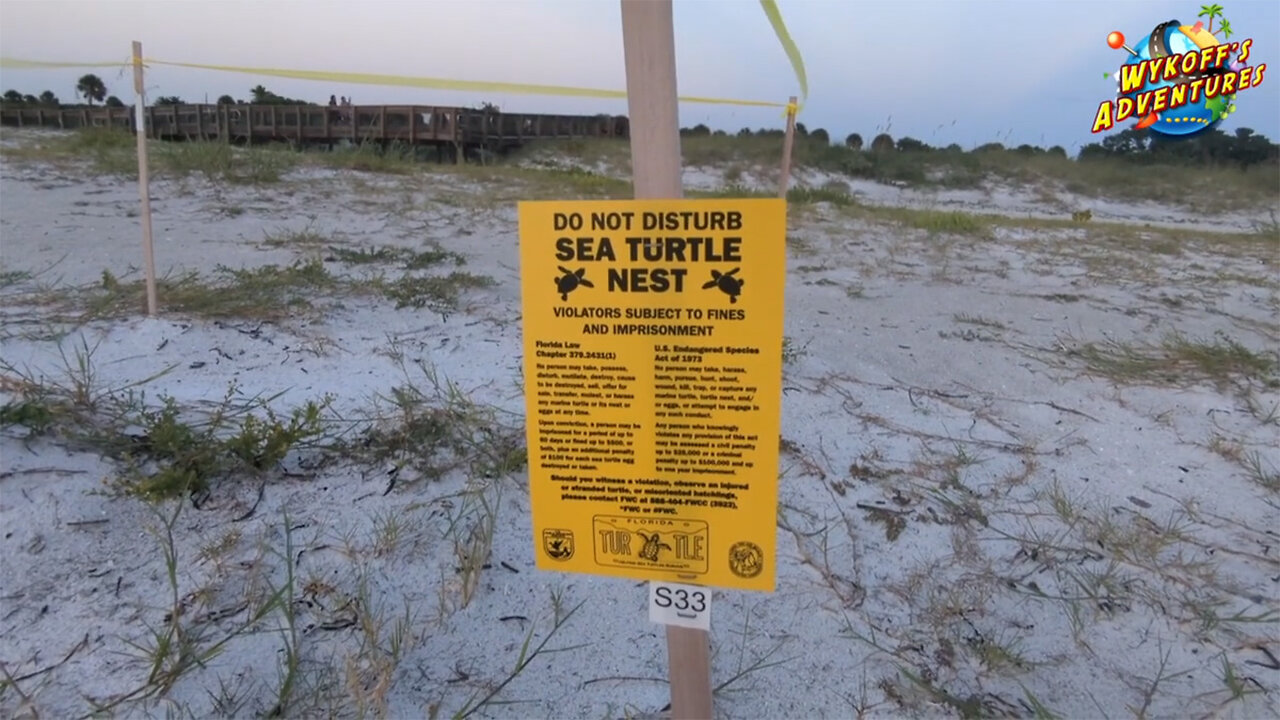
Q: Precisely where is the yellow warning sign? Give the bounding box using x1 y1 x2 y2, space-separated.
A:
517 198 786 592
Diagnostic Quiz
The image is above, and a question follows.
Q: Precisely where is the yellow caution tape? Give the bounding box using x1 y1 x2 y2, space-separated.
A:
759 0 808 113
1 56 786 108
4 2 813 110
0 57 129 70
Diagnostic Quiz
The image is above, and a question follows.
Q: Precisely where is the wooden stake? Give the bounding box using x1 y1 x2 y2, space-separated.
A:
619 2 713 719
778 95 797 198
132 41 158 317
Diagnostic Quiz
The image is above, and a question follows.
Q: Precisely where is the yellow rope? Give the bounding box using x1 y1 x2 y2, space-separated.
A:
759 0 808 114
4 4 812 112
2 56 786 108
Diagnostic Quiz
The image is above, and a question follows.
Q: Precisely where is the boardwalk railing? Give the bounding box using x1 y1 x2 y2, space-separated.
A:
0 103 630 159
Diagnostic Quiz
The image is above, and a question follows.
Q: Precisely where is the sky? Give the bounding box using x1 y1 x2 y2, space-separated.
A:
1 0 1278 154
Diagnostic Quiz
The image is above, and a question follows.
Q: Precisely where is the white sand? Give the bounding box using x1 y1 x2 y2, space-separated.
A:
2 129 1278 719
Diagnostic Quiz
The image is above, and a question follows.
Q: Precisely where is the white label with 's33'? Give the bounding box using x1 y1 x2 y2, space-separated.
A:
648 581 711 631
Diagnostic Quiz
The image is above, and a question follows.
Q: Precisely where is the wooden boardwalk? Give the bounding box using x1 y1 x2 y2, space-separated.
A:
0 103 629 161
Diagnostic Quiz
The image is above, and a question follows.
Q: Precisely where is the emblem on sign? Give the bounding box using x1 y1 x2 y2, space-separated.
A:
542 528 575 561
728 541 763 578
593 515 710 575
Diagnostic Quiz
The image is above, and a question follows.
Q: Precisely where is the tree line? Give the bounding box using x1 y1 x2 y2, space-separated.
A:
679 121 1278 170
1 73 318 109
1076 126 1277 170
5 73 1275 169
2 73 124 109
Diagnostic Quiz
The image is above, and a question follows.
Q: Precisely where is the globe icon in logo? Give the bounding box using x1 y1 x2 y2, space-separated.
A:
1119 20 1234 138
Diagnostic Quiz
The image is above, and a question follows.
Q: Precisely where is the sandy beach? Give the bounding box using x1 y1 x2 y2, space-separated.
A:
1 127 1277 719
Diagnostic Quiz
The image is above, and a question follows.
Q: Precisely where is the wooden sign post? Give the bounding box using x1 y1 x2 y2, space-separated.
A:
519 5 785 718
777 95 797 198
619 1 713 717
132 41 158 317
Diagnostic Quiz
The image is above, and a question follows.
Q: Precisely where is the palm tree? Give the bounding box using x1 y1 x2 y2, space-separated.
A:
1197 4 1223 33
1217 18 1233 39
76 73 107 105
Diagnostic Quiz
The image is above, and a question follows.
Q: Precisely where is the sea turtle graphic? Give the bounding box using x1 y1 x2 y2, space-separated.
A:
555 266 593 300
703 268 744 303
636 532 672 562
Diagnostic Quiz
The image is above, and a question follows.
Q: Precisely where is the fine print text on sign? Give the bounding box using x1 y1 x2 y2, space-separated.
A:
518 198 786 592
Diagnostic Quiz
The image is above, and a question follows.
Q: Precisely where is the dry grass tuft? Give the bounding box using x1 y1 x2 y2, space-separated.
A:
1063 330 1278 391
